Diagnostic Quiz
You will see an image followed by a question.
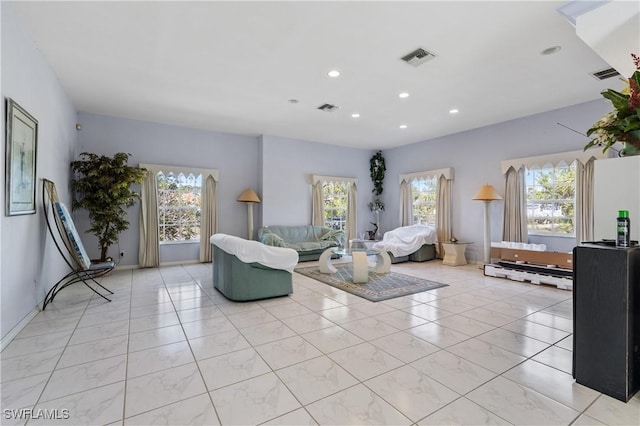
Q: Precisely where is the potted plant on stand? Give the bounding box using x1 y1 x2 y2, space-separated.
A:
368 151 386 240
71 152 147 262
586 53 640 156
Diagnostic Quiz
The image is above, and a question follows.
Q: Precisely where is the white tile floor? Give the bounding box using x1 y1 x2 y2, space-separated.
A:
1 261 639 425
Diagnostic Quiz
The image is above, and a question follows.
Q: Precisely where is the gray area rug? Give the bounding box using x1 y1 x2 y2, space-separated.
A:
294 265 448 302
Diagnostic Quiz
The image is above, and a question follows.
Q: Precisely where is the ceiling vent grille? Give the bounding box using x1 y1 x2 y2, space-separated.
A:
590 67 620 81
317 103 340 112
401 48 436 67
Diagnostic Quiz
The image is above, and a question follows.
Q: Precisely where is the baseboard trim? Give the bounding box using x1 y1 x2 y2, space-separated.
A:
1 306 40 351
115 264 139 271
160 260 201 267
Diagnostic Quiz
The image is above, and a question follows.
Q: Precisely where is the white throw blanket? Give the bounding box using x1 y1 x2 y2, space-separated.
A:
373 225 437 257
210 234 299 273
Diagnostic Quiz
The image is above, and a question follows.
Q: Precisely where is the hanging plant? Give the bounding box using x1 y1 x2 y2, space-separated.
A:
369 150 386 197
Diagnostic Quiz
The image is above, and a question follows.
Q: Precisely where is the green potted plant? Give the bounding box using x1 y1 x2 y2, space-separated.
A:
586 53 640 156
71 152 147 261
368 151 386 239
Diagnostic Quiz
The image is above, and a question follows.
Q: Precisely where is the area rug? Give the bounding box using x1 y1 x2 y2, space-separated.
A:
294 265 448 302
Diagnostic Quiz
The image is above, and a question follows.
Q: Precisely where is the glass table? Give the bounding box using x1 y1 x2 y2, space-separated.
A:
318 247 391 283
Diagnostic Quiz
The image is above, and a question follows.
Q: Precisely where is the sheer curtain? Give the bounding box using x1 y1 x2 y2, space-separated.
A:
346 182 358 241
576 158 595 244
138 172 159 268
502 166 527 242
399 179 412 226
199 174 218 262
311 181 324 226
435 174 452 257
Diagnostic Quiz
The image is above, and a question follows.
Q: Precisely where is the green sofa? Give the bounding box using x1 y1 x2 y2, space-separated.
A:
258 225 346 261
210 234 298 301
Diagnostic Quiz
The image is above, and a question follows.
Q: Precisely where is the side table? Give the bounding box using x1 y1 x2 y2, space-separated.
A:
442 242 473 266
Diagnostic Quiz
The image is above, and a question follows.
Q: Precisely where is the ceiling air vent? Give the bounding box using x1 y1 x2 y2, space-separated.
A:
590 67 620 81
401 48 436 67
317 103 340 112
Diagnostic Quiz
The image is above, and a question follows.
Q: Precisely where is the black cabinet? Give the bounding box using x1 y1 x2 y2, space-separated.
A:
573 244 640 402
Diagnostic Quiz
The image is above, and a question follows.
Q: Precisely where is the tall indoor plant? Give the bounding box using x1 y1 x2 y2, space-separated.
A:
71 152 147 261
368 150 385 239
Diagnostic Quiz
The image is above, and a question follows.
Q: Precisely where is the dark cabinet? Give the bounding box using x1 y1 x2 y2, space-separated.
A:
573 244 640 402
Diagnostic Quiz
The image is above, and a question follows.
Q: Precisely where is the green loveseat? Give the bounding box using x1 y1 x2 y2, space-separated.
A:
258 225 346 262
211 234 298 301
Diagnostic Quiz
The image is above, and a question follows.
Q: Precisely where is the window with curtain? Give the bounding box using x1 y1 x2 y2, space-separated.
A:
323 181 349 231
411 177 438 226
157 171 203 243
525 161 576 236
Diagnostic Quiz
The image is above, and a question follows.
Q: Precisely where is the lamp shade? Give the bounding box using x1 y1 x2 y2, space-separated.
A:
237 188 261 203
472 184 502 201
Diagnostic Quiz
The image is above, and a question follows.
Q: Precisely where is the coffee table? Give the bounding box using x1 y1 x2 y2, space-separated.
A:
318 247 391 283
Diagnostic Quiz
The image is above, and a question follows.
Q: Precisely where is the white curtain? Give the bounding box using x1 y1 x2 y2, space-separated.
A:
199 174 218 262
311 181 324 226
399 179 412 226
435 175 452 257
139 172 160 268
346 182 357 241
502 166 528 242
576 158 595 244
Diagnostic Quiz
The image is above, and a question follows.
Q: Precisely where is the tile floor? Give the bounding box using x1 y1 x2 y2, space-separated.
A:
1 261 639 425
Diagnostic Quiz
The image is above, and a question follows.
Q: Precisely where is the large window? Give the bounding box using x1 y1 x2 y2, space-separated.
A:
323 181 349 230
157 172 202 242
526 162 576 236
411 177 437 226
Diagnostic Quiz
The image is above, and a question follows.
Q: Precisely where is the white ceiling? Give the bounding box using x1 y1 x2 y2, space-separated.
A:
12 1 620 149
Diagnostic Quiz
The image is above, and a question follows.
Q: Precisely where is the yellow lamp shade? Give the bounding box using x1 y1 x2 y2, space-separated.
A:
237 188 261 203
472 184 502 201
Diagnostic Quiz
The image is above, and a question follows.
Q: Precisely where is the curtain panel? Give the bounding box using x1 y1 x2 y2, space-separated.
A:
576 158 595 244
346 182 358 241
138 172 160 268
399 179 412 227
502 166 528 243
199 174 218 262
435 175 452 257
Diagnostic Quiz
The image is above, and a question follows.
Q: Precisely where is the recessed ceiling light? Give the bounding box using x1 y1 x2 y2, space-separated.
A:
327 70 341 77
399 124 408 129
541 46 562 56
449 108 459 114
288 99 299 104
351 113 360 118
399 92 410 98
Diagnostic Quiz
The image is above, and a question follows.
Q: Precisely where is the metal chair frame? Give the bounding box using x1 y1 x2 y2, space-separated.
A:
41 178 114 310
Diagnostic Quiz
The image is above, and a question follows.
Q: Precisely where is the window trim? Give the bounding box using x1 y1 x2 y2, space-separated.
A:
525 162 577 237
142 163 218 244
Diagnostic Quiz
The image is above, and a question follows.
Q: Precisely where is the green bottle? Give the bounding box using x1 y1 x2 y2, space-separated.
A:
616 210 630 248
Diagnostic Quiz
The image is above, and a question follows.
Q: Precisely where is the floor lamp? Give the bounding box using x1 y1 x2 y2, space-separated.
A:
237 189 261 240
472 184 502 264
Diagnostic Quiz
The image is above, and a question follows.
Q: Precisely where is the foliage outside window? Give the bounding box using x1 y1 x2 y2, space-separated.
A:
526 162 576 236
157 172 202 242
411 177 437 226
323 181 349 231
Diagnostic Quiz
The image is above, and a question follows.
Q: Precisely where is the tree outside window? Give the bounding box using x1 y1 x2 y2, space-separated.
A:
157 172 202 242
411 177 437 226
323 181 349 231
526 162 576 236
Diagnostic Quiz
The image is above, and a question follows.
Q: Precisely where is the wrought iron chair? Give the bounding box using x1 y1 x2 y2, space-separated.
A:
42 178 115 310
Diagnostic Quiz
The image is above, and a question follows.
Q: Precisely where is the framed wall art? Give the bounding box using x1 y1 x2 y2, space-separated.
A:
5 98 38 216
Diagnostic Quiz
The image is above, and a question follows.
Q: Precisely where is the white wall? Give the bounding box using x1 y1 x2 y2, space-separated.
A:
76 112 260 265
1 3 79 341
383 99 612 261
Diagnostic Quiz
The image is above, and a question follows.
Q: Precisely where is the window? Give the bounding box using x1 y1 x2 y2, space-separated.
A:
323 181 349 230
411 177 437 226
157 172 202 242
526 162 576 236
